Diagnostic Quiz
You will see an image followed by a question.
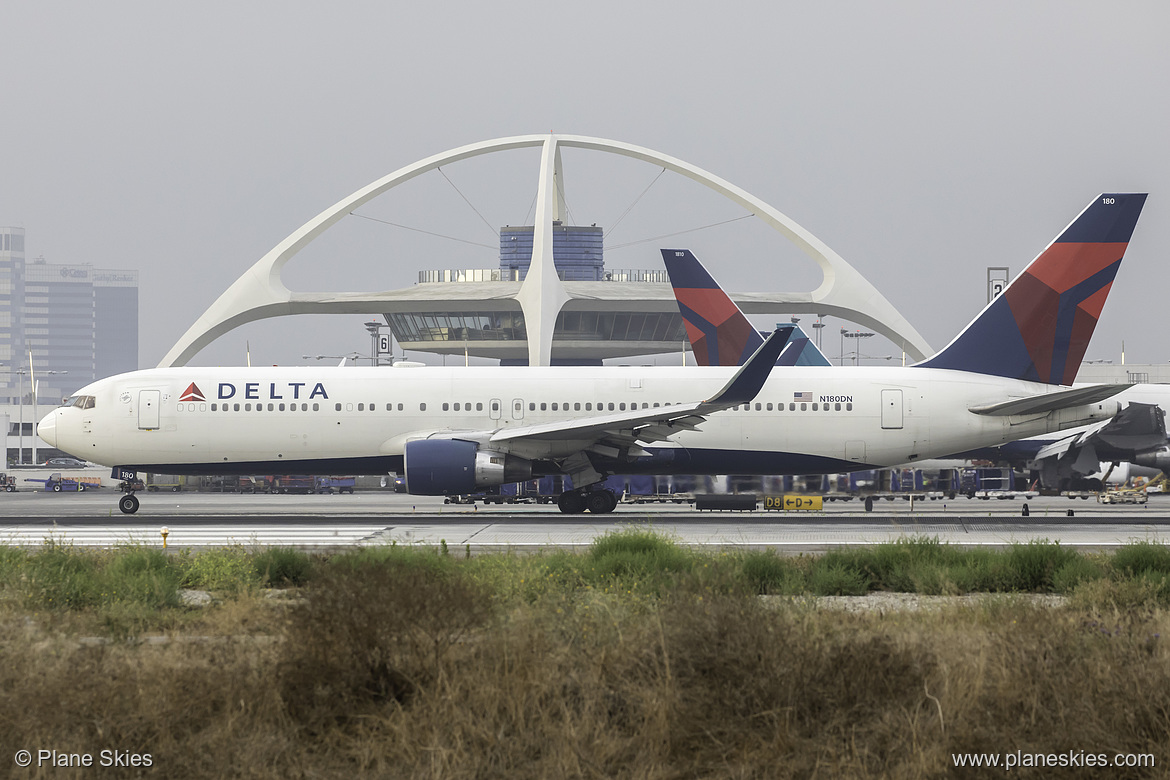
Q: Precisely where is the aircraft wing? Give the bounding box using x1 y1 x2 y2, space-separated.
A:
1033 417 1118 461
489 327 789 453
969 383 1133 416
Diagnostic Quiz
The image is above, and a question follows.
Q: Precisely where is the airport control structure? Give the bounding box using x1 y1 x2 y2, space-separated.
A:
159 134 934 371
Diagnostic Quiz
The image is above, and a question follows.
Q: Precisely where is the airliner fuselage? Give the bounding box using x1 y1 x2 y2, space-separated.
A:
39 364 1116 479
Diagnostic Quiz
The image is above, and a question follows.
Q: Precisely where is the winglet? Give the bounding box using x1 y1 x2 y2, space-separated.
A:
916 193 1147 384
699 326 791 410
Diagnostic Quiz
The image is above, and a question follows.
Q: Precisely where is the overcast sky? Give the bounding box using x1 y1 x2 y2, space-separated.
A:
3 1 1167 373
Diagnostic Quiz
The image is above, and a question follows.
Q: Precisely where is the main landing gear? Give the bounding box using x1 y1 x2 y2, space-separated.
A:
557 488 618 515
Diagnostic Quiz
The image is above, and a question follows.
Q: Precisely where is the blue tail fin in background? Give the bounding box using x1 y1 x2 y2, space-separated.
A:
662 249 832 367
914 193 1146 384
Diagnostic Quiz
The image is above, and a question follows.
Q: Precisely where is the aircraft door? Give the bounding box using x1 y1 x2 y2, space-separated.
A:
881 389 903 429
138 390 161 430
511 398 525 420
489 398 502 421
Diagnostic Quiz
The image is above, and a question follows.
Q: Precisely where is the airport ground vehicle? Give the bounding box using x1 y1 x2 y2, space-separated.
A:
1 473 16 492
1099 488 1148 504
25 472 98 492
146 473 184 492
317 476 356 494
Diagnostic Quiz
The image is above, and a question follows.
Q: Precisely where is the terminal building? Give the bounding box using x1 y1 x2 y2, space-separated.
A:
393 222 686 365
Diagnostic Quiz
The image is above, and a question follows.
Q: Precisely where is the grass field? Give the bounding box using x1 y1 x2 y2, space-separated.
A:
1 532 1167 778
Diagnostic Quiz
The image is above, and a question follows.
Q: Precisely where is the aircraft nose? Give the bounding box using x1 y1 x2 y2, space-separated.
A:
37 410 58 448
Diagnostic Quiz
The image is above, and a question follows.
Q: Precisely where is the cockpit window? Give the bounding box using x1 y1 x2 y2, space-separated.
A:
63 396 79 407
62 395 95 409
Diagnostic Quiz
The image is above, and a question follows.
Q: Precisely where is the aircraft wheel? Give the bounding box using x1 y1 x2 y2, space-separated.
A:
586 489 617 514
557 491 587 514
119 494 140 515
864 496 874 513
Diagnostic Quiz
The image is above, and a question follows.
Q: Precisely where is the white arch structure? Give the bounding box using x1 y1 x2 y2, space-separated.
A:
159 134 931 367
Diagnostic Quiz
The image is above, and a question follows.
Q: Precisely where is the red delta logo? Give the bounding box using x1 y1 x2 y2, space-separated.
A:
179 382 206 402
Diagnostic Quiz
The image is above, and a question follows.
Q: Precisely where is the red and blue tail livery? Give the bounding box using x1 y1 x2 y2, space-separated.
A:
663 249 760 367
662 249 833 367
915 193 1146 384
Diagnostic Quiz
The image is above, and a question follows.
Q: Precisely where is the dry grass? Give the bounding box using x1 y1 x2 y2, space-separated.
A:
2 536 1170 777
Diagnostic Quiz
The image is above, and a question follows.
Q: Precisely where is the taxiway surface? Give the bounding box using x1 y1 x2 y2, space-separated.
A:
2 490 1169 551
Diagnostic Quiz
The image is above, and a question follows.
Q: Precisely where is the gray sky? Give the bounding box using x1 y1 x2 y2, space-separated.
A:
3 1 1167 372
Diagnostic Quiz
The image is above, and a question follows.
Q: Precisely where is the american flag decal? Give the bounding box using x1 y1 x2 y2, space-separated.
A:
794 391 813 402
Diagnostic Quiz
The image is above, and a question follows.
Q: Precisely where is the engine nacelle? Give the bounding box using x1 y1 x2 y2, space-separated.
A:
1134 447 1170 474
403 438 532 495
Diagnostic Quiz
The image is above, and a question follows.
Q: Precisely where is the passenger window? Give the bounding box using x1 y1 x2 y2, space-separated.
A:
529 402 535 411
551 403 558 411
233 403 240 411
453 403 460 411
835 403 841 411
335 403 342 411
245 403 252 411
846 403 853 411
268 403 275 411
540 403 547 411
800 403 807 411
586 403 592 411
608 403 615 411
477 402 483 411
619 403 626 411
312 403 319 411
419 403 426 411
211 403 218 411
766 403 773 411
442 403 449 411
789 403 795 411
574 403 581 411
755 403 762 411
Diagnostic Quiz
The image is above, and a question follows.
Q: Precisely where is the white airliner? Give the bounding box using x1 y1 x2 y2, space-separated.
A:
38 193 1147 514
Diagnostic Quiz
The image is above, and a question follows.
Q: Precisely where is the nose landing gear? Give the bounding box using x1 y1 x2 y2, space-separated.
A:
114 469 143 514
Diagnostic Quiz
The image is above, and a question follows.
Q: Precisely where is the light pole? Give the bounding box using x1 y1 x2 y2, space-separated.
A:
364 321 390 366
843 331 876 365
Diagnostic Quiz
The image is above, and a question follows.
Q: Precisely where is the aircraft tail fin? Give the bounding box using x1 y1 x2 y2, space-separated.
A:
914 193 1147 384
663 249 762 366
662 249 832 367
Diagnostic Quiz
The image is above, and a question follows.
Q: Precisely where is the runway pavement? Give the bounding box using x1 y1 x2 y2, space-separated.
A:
2 489 1169 551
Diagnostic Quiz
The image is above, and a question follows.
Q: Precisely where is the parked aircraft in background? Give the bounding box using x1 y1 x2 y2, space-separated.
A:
664 203 1168 492
664 248 832 367
38 193 1146 514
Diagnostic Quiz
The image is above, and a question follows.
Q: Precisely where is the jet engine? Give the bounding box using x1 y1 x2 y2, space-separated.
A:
403 438 533 495
1134 447 1170 474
